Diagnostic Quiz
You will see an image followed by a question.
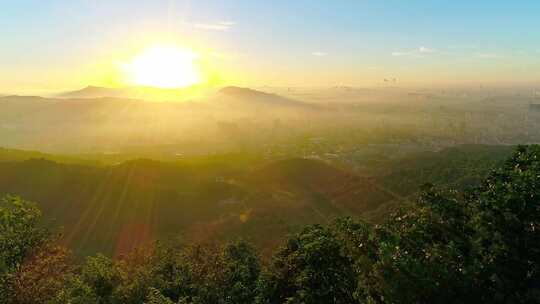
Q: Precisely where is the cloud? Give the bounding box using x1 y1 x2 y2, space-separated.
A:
391 51 409 57
392 46 437 57
418 46 435 53
312 51 327 56
192 21 235 31
475 52 501 59
218 21 236 26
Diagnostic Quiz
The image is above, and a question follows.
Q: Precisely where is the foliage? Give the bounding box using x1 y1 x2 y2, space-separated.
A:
8 243 72 304
144 288 175 304
0 196 48 273
469 145 540 302
0 195 51 302
2 145 540 303
348 145 540 303
256 225 357 304
174 241 260 304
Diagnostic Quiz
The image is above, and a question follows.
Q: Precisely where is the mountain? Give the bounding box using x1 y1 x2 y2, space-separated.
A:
215 86 316 109
0 156 395 257
0 86 322 152
58 86 128 99
0 144 515 258
0 95 51 103
219 86 280 98
55 85 313 109
250 158 398 216
374 145 514 197
57 85 213 101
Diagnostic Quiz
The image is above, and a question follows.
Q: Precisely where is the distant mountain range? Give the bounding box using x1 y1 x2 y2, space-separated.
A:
56 85 315 107
219 86 286 99
0 85 320 152
216 86 315 109
0 85 315 108
58 85 126 99
57 85 212 101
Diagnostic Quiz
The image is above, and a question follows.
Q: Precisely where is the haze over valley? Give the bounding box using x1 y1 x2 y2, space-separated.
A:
0 83 534 256
1 1 540 303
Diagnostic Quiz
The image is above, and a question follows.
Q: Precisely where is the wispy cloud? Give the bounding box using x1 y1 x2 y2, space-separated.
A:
392 46 504 60
312 51 327 57
192 21 236 31
418 46 435 54
392 46 437 57
475 52 501 59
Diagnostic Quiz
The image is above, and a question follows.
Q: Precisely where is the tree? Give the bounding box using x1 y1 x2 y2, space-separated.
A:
114 245 163 304
0 195 50 302
9 244 73 304
174 241 260 304
257 225 356 304
363 186 477 303
80 254 121 303
345 145 540 303
469 145 540 302
4 145 540 303
330 217 381 303
144 288 175 304
220 241 260 303
50 275 100 304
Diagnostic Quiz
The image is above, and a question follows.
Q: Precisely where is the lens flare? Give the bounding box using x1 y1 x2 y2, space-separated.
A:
125 46 201 88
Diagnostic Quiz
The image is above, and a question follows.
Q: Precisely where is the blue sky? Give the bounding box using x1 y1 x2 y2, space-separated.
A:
1 0 539 93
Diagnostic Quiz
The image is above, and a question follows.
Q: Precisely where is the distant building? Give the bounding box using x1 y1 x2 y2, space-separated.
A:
530 104 540 111
527 104 540 140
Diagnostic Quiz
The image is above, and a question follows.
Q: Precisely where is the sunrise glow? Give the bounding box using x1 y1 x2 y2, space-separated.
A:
125 46 201 89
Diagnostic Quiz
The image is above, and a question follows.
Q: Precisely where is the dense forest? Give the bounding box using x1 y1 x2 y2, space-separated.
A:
1 145 539 303
0 145 513 258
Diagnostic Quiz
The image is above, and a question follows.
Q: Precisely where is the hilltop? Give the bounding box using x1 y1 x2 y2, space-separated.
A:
0 154 393 256
0 144 515 257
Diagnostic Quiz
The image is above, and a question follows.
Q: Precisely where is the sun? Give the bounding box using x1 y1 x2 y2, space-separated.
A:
125 46 202 89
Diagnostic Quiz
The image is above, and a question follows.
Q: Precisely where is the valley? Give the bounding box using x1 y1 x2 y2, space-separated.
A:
0 144 512 257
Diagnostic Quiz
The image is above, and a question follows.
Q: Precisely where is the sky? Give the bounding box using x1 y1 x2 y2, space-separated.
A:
1 0 540 94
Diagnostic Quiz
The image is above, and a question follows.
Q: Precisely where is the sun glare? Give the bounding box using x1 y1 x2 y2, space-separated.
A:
126 46 202 89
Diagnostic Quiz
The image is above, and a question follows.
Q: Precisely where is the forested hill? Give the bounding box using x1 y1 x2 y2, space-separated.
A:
1 145 539 303
0 156 394 257
0 145 514 257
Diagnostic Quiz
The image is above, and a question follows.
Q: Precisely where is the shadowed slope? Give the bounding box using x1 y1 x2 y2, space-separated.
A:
0 156 393 257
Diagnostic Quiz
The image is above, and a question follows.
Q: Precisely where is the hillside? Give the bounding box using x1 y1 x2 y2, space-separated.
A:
2 145 538 303
57 85 213 101
250 158 398 216
0 144 514 257
206 86 317 111
58 86 128 99
373 145 515 197
0 87 320 153
0 156 393 257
